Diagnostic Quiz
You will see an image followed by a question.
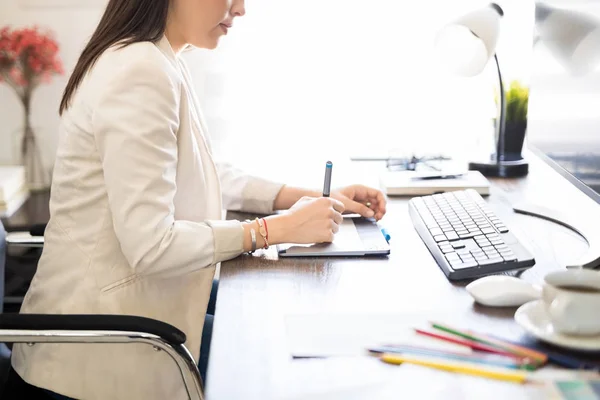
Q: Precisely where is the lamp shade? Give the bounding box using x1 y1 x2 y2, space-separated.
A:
535 2 600 76
435 3 503 77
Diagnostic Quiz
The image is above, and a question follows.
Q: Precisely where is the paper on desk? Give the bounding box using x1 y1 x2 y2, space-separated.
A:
284 313 472 358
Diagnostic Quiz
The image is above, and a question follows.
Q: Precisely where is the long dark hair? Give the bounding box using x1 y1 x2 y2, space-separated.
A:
59 0 169 115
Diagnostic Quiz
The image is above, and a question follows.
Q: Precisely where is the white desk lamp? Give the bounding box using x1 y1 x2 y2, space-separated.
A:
436 3 529 178
535 2 600 76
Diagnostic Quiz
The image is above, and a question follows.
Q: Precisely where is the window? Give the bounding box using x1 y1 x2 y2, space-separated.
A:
182 0 533 181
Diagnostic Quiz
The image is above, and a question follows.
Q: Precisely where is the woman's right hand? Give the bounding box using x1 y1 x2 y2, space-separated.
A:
267 196 345 244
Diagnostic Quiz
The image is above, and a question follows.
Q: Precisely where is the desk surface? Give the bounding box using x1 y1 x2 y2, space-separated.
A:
206 153 600 400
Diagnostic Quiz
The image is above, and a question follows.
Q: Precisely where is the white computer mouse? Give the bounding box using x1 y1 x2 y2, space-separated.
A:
466 276 542 307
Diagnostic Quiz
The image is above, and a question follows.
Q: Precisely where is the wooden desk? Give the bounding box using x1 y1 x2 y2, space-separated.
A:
205 153 599 399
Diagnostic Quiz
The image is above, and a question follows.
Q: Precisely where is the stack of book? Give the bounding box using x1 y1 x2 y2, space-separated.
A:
0 166 29 217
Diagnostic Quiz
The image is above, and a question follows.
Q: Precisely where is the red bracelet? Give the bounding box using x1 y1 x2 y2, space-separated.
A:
263 218 269 241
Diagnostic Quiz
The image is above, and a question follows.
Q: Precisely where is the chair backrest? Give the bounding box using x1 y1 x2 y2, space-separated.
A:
0 220 12 387
0 221 6 313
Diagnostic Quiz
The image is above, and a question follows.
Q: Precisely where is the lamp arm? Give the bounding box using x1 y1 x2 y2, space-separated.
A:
494 53 507 163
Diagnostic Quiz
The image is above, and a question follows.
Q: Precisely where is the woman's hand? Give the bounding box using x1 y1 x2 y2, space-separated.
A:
331 184 387 221
267 196 345 244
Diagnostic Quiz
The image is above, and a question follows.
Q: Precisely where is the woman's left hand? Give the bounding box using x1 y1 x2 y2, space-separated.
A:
331 184 387 221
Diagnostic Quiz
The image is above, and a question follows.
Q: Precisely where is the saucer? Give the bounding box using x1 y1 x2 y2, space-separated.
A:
514 300 600 352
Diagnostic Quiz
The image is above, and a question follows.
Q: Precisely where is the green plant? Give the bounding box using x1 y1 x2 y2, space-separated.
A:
493 80 529 123
505 80 529 123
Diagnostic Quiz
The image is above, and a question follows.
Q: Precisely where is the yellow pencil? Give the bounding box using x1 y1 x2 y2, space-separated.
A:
380 353 528 384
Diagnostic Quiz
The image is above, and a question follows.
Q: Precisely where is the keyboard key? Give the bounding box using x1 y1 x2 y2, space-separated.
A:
495 244 509 251
451 241 465 249
452 260 479 270
460 255 476 262
502 254 517 261
474 254 488 261
474 235 486 241
445 232 459 241
457 249 471 256
497 225 509 233
442 226 455 233
490 239 504 246
485 233 499 239
440 247 455 254
481 245 494 252
459 232 476 239
481 227 496 235
446 253 460 261
434 235 447 242
430 228 444 236
478 257 504 265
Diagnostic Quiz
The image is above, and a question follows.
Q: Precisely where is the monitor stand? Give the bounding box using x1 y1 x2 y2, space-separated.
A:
513 202 600 269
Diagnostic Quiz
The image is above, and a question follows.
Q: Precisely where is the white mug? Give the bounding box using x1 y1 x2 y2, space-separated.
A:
542 269 600 336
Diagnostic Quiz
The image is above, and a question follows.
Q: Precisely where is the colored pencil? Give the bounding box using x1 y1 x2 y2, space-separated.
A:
429 322 547 364
414 328 527 361
467 330 548 364
369 345 530 370
379 353 529 383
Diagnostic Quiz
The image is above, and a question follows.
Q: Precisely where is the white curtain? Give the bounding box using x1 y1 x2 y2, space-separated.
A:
182 0 534 183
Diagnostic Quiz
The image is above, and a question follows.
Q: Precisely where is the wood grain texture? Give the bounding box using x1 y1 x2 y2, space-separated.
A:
206 153 597 399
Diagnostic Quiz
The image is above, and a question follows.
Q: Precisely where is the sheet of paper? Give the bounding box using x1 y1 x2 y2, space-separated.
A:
284 313 473 358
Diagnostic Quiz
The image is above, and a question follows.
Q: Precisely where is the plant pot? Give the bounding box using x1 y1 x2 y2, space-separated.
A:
502 120 527 162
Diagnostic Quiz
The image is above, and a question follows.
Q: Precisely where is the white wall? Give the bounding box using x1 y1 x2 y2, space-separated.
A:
0 0 534 184
0 0 104 168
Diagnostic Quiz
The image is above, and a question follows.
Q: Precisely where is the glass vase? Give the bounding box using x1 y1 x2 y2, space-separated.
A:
20 112 50 192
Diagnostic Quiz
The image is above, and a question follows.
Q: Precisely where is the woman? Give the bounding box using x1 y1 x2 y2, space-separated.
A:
8 0 387 399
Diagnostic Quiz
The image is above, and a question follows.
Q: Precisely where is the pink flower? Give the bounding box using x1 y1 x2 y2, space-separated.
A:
0 25 63 90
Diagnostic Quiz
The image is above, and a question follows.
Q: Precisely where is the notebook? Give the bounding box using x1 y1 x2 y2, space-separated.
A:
284 314 472 358
380 170 490 196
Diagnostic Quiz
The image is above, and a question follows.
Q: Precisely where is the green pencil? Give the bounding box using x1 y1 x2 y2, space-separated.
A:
430 322 546 365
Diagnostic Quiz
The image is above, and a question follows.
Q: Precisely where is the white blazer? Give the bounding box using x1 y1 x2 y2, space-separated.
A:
11 36 283 400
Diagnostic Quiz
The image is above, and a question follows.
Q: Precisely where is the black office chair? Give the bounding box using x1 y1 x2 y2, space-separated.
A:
0 221 204 399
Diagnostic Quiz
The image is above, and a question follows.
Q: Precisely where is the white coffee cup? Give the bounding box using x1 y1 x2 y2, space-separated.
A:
542 269 600 336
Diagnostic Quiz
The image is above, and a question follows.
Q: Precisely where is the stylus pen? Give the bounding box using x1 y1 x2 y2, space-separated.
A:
323 161 333 197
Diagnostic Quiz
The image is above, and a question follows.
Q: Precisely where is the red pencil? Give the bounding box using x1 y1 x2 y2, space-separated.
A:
414 329 527 361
